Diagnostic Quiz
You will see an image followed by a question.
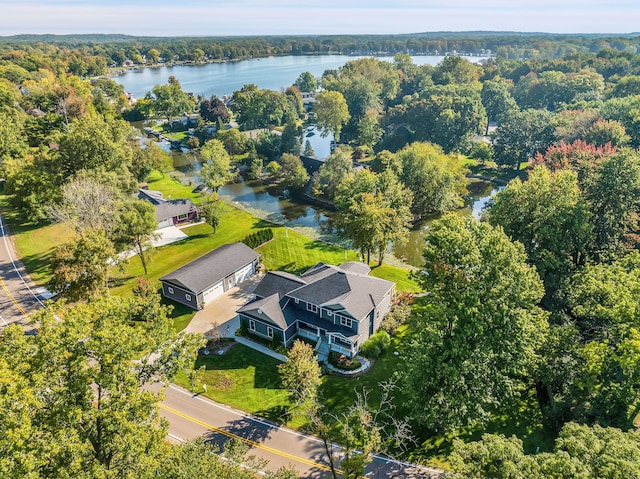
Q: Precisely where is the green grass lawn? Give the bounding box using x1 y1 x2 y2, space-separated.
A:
0 195 74 286
174 344 290 422
146 174 206 204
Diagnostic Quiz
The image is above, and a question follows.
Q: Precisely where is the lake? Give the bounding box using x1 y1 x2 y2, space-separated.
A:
114 54 488 99
122 54 495 267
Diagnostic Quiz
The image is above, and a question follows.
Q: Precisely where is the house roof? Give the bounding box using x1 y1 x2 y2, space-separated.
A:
253 271 306 300
154 199 196 222
160 242 261 294
250 262 394 322
138 189 166 205
238 293 287 329
137 189 197 222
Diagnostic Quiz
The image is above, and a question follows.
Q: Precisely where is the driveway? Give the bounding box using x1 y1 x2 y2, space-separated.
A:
184 273 263 337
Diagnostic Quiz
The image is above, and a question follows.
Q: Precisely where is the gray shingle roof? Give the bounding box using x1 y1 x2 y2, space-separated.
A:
238 293 287 329
160 242 260 294
138 189 166 205
338 261 371 275
253 271 306 300
154 199 195 222
248 262 394 322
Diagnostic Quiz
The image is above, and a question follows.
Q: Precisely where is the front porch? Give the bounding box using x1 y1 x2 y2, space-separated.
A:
295 321 357 358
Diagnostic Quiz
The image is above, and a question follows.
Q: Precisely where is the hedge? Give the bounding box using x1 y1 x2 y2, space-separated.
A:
242 228 274 249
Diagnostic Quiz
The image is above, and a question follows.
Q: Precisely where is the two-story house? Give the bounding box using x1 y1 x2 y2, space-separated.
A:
237 262 395 358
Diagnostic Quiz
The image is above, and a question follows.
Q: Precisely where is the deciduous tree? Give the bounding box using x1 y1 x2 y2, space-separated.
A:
314 90 350 142
399 215 548 431
200 139 233 192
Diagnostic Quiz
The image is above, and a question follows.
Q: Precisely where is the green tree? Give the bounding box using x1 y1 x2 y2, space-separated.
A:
386 84 486 153
486 166 593 295
295 71 318 93
396 142 468 219
146 48 160 64
280 121 302 155
451 423 640 479
48 229 116 301
314 90 350 142
215 127 248 157
399 215 548 431
583 119 631 147
582 149 640 259
200 139 233 192
303 139 315 157
433 55 481 85
493 108 556 169
315 146 354 200
115 199 159 275
199 195 222 234
56 114 133 177
481 79 518 132
279 153 309 194
145 76 195 123
356 111 383 148
278 340 322 408
0 295 203 478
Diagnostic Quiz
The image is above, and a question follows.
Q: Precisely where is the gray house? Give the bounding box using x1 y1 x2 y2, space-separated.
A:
138 189 199 229
238 262 395 357
160 243 261 309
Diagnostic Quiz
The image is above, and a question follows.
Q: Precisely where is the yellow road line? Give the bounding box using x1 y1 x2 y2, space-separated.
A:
0 274 29 318
159 403 339 474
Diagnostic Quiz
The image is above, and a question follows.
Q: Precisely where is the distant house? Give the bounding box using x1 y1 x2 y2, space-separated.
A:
160 243 261 309
169 114 199 130
238 262 395 358
137 189 199 229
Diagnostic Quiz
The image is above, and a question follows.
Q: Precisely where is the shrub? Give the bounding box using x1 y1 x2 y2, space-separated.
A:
359 330 391 359
241 228 274 248
238 319 248 337
270 334 280 351
381 301 413 334
328 352 361 371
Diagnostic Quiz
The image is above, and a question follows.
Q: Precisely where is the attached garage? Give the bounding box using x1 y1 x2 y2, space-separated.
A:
202 281 225 304
234 263 254 284
160 242 261 310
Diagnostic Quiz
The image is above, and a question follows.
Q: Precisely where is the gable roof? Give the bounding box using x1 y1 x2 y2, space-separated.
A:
237 293 287 329
138 189 197 222
248 262 394 322
154 199 196 222
160 242 260 294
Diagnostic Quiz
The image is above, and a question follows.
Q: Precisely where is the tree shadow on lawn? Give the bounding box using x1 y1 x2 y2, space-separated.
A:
17 250 53 285
251 219 280 230
195 345 283 391
274 262 309 276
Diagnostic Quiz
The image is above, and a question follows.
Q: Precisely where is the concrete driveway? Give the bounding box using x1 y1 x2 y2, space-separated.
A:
184 273 263 337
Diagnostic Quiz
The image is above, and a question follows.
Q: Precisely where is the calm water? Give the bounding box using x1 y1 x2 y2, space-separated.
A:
125 54 495 266
114 54 488 99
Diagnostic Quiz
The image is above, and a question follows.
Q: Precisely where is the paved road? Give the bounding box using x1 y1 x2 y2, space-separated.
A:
0 214 47 331
161 384 443 478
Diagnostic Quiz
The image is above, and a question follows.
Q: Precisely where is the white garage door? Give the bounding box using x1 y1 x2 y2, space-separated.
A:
234 263 254 284
202 281 225 304
157 218 173 229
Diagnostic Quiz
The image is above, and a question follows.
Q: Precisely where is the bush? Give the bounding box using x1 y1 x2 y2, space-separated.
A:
359 330 390 359
328 352 361 371
381 301 413 334
241 228 274 248
238 319 248 337
270 334 280 350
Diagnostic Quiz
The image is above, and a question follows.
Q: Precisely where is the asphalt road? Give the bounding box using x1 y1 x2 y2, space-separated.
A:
161 384 443 478
0 214 46 331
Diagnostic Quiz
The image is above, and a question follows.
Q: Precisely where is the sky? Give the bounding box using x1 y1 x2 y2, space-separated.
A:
1 0 638 36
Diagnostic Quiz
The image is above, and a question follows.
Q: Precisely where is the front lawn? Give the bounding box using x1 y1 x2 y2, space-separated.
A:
174 343 290 422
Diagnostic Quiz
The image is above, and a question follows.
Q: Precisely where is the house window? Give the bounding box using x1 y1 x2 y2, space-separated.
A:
167 286 174 294
177 213 188 221
307 303 318 313
267 326 274 338
185 294 192 302
340 317 353 328
249 320 256 331
326 310 333 317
